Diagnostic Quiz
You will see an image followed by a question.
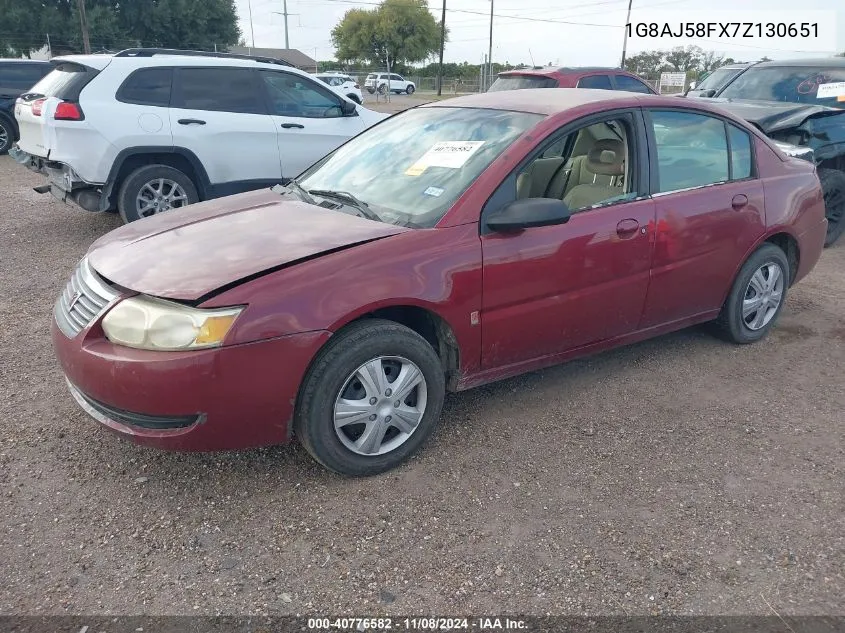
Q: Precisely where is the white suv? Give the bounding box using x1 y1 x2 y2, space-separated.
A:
364 73 416 95
314 72 363 104
11 48 386 223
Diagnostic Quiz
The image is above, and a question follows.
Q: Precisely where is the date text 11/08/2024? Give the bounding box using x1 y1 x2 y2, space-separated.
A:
307 617 528 630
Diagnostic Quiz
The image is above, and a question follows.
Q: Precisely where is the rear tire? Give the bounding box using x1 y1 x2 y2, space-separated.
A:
716 243 789 344
294 319 446 476
819 168 845 247
377 83 387 95
117 164 198 224
0 117 14 155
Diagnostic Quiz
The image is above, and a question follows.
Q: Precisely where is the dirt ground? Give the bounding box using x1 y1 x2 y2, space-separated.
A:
0 146 843 616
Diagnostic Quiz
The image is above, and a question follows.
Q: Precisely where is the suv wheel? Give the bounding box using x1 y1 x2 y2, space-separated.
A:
117 164 199 223
0 117 13 155
377 83 387 95
405 85 415 95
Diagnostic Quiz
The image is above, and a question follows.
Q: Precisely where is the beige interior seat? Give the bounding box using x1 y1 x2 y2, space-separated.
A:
562 139 625 210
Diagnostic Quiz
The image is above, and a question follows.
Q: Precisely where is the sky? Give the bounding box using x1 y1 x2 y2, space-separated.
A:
234 0 844 66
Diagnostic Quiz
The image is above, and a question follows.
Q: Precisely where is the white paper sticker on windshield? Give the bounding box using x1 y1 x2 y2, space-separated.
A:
406 141 485 176
816 81 845 99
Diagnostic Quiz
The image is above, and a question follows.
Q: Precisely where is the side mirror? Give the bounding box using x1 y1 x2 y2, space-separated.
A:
486 198 572 233
703 89 717 98
688 81 697 90
340 100 357 116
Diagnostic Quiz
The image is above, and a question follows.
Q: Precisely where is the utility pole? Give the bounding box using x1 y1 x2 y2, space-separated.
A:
77 0 91 54
46 33 52 58
247 0 256 48
620 0 633 69
271 1 294 49
486 0 494 91
436 1 446 96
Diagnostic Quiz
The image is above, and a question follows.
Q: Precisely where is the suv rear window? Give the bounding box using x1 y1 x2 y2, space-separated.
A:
117 68 173 107
27 62 98 100
0 63 50 91
488 75 558 91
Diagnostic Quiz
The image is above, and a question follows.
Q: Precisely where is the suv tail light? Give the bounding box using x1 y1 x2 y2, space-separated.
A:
31 98 47 116
54 101 84 121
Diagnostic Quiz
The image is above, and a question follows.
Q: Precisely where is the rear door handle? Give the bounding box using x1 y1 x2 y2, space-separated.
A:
280 123 305 129
732 194 748 211
178 118 206 125
616 218 640 238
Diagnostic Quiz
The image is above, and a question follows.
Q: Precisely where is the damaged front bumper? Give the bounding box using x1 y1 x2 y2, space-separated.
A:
9 145 105 212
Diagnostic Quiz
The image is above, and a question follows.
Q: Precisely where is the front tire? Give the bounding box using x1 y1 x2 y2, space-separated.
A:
0 117 14 155
117 164 199 223
294 319 446 476
819 168 845 247
406 85 415 95
716 243 789 344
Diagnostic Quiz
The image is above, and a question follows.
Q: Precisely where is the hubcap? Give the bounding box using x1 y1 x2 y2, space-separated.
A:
742 262 784 331
0 122 9 149
136 178 188 217
333 356 427 456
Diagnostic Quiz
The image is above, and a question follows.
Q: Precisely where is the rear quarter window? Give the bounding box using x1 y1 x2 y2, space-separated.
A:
116 68 173 107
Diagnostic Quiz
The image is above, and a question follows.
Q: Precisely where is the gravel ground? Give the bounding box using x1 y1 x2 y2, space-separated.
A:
0 150 843 617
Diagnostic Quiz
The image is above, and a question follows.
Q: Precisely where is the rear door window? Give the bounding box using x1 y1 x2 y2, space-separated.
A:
116 68 173 107
577 74 613 90
613 74 653 94
488 75 558 91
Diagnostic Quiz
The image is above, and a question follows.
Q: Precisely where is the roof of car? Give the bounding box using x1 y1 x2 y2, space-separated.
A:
52 52 314 76
500 66 631 77
754 57 845 68
423 88 673 115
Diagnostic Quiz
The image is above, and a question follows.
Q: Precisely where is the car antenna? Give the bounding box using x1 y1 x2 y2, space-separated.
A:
528 48 536 68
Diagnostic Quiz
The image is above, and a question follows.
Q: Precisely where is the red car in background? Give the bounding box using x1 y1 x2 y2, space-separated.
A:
489 66 657 94
52 89 826 476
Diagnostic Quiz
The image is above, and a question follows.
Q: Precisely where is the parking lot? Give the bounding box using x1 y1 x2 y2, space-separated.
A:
1 123 843 617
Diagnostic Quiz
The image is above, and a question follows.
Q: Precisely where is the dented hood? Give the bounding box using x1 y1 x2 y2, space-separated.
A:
701 98 844 134
87 188 409 301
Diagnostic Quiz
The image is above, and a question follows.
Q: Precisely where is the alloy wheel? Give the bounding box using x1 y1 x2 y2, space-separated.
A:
136 178 189 217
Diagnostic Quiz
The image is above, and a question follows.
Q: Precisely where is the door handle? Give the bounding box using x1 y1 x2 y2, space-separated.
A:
178 118 206 125
731 194 748 211
616 218 640 238
280 123 305 129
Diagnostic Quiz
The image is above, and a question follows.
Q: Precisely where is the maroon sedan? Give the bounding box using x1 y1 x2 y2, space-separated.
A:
489 66 657 94
53 89 827 476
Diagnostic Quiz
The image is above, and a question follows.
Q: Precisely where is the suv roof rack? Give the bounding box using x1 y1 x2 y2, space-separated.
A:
114 48 294 68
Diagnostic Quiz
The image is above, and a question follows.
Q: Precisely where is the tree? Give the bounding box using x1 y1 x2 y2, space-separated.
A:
700 50 726 73
331 0 443 67
664 45 703 72
0 0 240 57
623 50 666 77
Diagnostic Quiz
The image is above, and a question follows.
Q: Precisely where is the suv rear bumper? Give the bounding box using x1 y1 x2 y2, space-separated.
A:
9 145 105 212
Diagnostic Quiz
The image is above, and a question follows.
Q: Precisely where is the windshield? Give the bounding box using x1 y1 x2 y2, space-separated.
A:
298 107 543 227
719 66 845 108
696 66 744 92
488 75 558 91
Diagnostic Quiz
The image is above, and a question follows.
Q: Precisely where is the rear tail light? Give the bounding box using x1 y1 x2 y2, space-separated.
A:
31 98 46 116
54 101 84 121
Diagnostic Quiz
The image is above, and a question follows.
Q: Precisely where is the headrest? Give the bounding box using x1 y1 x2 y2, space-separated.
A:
586 139 625 176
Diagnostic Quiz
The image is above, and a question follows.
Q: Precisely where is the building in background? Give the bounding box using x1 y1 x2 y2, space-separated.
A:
229 46 317 73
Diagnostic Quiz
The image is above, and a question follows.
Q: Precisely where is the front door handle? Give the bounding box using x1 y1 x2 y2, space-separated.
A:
616 218 640 238
280 123 305 129
732 194 748 211
178 118 206 125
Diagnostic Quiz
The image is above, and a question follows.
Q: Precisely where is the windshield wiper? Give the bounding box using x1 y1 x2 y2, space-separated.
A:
308 189 382 222
275 179 317 205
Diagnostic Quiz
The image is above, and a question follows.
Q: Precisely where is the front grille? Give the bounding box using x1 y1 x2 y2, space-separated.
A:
54 258 119 338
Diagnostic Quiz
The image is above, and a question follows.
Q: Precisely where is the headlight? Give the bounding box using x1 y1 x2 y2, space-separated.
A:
101 295 243 351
